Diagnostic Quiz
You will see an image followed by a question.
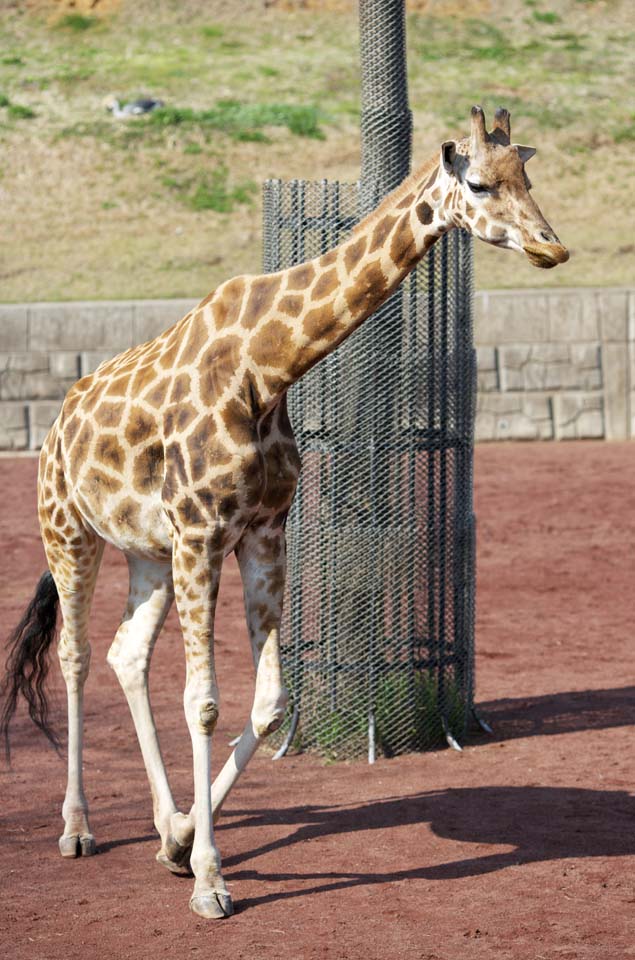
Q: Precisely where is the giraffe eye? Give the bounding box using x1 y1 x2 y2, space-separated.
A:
467 181 489 195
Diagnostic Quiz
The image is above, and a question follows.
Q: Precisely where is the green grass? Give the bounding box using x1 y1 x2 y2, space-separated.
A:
532 9 562 23
613 117 635 142
55 14 99 32
278 667 468 760
148 100 325 140
163 165 257 212
6 103 36 119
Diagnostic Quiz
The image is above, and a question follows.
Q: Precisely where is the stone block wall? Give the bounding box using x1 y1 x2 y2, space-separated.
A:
0 288 633 449
474 287 634 441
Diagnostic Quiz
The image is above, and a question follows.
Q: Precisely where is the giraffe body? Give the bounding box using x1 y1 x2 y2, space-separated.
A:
5 108 568 919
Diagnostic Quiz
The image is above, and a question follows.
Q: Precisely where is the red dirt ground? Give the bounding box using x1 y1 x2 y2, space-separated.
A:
2 443 635 960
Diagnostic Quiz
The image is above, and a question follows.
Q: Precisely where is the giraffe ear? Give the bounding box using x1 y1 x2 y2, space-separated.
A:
441 140 458 174
441 141 468 181
515 144 537 164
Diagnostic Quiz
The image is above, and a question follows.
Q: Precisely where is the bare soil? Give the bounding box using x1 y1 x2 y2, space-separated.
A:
2 442 635 959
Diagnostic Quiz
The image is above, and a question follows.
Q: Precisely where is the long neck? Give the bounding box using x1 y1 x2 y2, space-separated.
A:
243 153 452 407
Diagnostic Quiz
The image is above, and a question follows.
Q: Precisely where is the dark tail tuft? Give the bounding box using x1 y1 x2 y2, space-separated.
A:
0 570 60 762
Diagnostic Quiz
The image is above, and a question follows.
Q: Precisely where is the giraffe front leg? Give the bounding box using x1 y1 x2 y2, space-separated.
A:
173 530 233 920
210 524 288 823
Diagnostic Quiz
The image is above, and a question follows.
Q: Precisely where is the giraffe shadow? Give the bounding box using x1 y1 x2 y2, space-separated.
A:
222 783 635 912
475 684 635 743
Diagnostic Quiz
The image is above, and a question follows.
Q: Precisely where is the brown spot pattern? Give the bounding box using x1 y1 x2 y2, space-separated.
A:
345 261 388 318
396 192 415 210
212 277 246 330
105 375 130 398
221 398 257 446
369 214 398 253
249 321 293 369
163 443 189 498
241 276 280 331
343 236 367 272
133 441 164 494
199 336 242 406
95 435 126 472
85 467 123 505
125 407 156 447
164 402 198 439
287 263 316 290
178 318 208 365
168 373 191 405
303 302 343 342
113 496 141 531
94 401 124 428
312 268 338 300
390 214 418 270
279 295 304 317
416 200 434 225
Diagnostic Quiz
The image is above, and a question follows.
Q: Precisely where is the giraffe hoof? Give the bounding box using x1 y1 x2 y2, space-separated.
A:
163 832 193 868
156 850 193 876
59 833 96 858
189 892 234 920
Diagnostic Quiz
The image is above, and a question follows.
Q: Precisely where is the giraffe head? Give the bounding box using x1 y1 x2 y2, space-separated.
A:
438 105 569 269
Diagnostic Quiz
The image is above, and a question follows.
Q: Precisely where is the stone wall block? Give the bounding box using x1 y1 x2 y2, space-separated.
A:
549 292 597 342
50 353 81 380
475 292 549 344
476 392 553 440
597 290 629 342
0 353 66 401
628 291 635 342
28 401 62 450
602 343 629 440
553 394 604 440
476 345 498 391
0 306 28 353
0 402 28 449
133 299 196 345
28 302 135 352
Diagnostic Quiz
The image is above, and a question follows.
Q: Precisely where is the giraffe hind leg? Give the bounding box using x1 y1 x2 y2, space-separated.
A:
41 510 105 859
106 554 194 876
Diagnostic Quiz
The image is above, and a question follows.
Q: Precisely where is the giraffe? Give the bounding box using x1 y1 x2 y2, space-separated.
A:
1 106 568 920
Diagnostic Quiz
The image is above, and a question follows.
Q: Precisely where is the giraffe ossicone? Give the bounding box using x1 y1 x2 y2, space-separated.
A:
0 106 568 920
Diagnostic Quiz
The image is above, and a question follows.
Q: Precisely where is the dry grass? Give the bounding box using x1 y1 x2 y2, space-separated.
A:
0 0 633 302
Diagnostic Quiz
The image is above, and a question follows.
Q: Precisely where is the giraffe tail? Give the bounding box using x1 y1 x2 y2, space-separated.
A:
0 570 61 762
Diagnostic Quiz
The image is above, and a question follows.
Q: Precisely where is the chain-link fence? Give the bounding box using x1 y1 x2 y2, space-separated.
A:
263 178 476 760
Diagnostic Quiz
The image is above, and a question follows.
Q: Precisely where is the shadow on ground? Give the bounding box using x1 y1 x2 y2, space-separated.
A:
220 782 634 911
476 685 635 742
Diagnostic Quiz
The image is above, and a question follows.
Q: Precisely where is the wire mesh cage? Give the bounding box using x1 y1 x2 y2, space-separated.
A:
263 178 476 760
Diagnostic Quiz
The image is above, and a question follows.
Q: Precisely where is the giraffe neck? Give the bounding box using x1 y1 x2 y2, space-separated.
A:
244 153 452 408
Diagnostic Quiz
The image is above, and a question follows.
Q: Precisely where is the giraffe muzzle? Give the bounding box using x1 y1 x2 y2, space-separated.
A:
523 240 570 269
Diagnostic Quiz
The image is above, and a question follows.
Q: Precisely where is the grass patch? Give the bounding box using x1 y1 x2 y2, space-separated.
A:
613 118 635 143
0 95 36 120
164 165 257 213
149 100 325 140
281 668 468 760
532 10 562 23
7 103 36 120
200 24 224 39
55 14 99 32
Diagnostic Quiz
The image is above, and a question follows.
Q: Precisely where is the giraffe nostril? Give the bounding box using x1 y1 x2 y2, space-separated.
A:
539 230 556 243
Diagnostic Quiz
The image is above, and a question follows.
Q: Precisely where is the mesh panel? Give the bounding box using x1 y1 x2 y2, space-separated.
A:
263 179 476 760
